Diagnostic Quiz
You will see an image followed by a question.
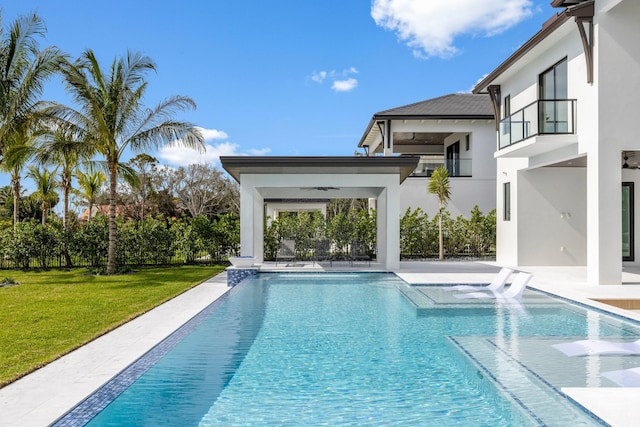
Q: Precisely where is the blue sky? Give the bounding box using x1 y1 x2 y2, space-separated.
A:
3 0 557 172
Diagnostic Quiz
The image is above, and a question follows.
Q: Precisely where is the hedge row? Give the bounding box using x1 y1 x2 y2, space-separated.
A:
401 206 496 258
0 214 240 270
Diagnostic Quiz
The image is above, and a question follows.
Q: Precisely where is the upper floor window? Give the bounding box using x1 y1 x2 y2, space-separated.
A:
539 58 567 100
539 58 569 133
503 94 511 119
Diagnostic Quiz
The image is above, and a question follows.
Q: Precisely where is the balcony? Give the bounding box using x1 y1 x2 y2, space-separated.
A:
410 157 471 178
499 99 577 149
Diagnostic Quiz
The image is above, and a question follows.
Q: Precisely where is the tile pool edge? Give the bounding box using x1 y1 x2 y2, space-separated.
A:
50 286 235 427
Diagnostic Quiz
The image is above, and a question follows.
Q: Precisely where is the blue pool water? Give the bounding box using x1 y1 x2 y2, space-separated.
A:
60 273 640 426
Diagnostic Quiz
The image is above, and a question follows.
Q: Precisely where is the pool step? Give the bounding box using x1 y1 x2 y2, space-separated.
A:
449 336 609 427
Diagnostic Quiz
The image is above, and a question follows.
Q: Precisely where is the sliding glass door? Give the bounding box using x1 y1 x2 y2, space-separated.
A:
623 182 634 261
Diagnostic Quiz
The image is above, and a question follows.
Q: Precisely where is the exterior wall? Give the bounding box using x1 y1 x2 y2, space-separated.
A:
518 168 587 266
496 157 528 266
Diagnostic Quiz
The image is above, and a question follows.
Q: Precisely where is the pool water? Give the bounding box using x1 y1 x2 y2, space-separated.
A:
69 273 639 426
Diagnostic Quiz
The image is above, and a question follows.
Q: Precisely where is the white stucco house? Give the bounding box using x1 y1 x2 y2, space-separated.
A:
358 94 497 218
473 0 639 285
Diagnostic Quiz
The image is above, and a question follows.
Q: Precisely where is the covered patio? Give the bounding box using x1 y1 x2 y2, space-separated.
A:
220 156 419 270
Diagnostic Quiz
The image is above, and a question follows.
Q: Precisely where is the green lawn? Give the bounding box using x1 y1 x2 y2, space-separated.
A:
0 265 226 387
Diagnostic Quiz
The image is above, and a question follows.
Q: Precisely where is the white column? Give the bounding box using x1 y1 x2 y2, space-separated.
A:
377 189 387 267
253 190 264 262
377 181 400 270
383 120 394 156
587 148 621 284
239 179 264 262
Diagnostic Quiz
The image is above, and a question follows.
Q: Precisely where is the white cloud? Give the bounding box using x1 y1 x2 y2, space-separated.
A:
159 132 271 167
332 78 358 92
311 68 359 92
371 0 534 58
311 71 328 83
196 127 228 141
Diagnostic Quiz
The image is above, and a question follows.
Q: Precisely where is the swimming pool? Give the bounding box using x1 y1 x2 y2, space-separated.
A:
54 272 639 426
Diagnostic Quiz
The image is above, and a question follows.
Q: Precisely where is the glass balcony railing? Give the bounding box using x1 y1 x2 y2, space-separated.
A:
410 157 472 177
499 99 576 149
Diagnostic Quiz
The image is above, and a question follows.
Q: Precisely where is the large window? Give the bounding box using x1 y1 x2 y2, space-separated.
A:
539 58 568 133
503 182 511 221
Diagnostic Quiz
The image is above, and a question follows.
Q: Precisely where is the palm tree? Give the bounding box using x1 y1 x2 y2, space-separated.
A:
427 166 451 260
75 168 106 223
0 12 63 162
35 129 93 230
0 130 35 226
48 50 204 273
27 165 59 224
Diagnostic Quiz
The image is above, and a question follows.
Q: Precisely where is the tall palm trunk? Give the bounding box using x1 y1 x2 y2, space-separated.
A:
62 170 72 267
438 209 444 260
107 164 118 274
11 174 20 227
87 200 94 223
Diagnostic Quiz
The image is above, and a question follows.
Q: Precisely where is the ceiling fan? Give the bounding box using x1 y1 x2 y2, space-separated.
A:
300 187 340 191
623 153 638 169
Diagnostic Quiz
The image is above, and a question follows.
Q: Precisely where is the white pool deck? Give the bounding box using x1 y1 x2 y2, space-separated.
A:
2 261 640 427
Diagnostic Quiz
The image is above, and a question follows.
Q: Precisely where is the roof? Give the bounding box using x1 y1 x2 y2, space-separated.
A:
220 156 420 184
372 93 494 119
358 93 494 149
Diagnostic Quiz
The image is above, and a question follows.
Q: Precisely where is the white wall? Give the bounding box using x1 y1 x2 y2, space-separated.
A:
496 157 528 266
518 167 587 266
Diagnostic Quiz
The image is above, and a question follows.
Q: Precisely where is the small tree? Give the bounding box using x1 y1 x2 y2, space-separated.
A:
427 166 451 260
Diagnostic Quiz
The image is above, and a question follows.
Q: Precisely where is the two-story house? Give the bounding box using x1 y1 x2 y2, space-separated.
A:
358 93 496 218
473 0 639 285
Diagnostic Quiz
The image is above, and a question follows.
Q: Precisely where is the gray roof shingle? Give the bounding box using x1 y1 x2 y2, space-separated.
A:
373 93 494 119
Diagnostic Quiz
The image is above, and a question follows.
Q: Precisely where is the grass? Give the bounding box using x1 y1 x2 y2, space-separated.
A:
0 265 226 387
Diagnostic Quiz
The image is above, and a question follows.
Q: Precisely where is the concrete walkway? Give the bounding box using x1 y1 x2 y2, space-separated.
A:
2 261 640 426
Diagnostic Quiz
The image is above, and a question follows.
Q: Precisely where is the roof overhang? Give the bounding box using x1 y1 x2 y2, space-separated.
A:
473 11 572 93
358 114 494 149
220 156 420 184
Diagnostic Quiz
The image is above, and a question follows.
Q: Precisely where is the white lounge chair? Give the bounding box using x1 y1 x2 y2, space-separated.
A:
445 267 513 292
454 272 532 300
552 339 640 357
602 367 640 387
